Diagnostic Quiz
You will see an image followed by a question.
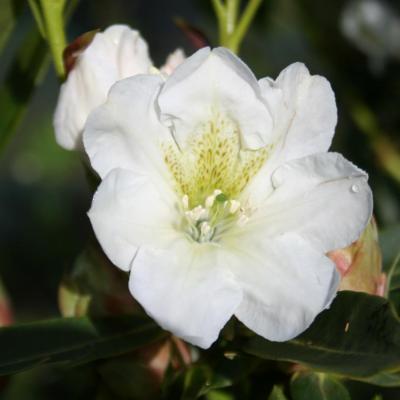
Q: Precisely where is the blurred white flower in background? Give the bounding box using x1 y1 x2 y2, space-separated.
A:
82 47 372 348
53 25 185 150
341 0 400 72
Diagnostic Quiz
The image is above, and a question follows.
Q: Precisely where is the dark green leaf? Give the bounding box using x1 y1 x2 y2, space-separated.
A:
0 0 25 51
380 225 400 269
162 365 211 400
290 372 351 400
98 355 161 400
0 314 167 376
181 365 212 400
0 24 49 152
242 291 400 376
268 385 288 400
352 370 400 387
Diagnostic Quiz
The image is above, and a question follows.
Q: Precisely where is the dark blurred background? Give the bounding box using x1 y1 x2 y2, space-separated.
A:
0 0 399 342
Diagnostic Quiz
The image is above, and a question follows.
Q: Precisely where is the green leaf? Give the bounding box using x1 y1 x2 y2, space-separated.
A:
181 365 213 400
380 224 400 269
242 291 400 377
0 314 167 376
380 224 400 311
0 25 49 153
352 370 400 387
290 372 351 400
268 385 288 400
206 390 234 400
98 355 161 400
162 365 212 400
0 0 25 51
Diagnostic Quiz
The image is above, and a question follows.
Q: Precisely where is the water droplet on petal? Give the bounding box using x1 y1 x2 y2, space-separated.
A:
350 184 359 193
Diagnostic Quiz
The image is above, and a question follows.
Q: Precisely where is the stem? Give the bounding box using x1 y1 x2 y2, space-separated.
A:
39 0 67 79
27 0 46 38
211 0 227 46
226 0 240 39
230 0 262 53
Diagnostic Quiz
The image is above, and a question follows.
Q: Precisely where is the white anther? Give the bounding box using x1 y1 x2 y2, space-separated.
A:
182 194 189 210
200 222 212 236
205 195 215 209
185 205 208 222
229 200 240 214
205 189 223 209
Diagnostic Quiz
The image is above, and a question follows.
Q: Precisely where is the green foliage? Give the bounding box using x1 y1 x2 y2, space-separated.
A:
0 314 167 376
0 25 49 153
0 0 25 51
268 386 288 400
290 372 351 400
242 291 400 377
353 370 400 388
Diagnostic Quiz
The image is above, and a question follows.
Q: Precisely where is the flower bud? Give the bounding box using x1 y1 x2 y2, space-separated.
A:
328 218 386 296
54 25 185 151
54 25 152 150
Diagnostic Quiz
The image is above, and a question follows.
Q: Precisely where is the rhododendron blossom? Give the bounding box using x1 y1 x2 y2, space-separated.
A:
84 47 372 348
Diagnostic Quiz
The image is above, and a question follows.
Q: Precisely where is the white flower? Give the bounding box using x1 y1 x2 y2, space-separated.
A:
84 47 372 349
53 25 184 150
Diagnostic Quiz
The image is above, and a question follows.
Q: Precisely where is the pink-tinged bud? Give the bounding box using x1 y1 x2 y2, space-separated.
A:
0 280 13 327
328 218 385 296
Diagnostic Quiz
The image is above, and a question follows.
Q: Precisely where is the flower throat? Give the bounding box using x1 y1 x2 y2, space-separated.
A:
163 111 270 242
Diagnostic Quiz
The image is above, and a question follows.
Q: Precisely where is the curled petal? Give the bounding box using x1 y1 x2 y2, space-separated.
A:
249 63 337 202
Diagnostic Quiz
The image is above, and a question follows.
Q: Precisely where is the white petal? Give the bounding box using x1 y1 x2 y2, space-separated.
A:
157 47 273 150
160 48 186 76
275 63 337 158
54 25 152 150
88 168 178 271
83 74 171 179
249 152 373 253
248 63 337 202
228 233 339 341
129 240 242 348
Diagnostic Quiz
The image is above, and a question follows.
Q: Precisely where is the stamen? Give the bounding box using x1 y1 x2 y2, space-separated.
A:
229 200 240 214
205 189 222 209
182 194 189 210
199 221 213 242
185 205 208 222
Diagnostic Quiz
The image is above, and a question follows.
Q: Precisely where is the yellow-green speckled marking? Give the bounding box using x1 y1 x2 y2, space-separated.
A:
163 112 271 208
